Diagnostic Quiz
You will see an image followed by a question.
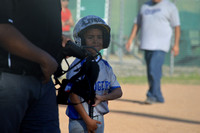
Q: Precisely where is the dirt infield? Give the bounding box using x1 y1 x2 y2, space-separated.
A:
58 84 200 133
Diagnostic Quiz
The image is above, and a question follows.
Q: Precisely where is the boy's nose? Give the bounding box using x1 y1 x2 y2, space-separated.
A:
93 37 98 43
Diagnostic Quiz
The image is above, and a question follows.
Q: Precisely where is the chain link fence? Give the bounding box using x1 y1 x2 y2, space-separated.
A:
68 0 200 76
106 0 200 76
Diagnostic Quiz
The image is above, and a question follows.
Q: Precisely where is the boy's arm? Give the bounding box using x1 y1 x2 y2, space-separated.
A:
93 87 122 106
67 15 74 27
70 93 101 132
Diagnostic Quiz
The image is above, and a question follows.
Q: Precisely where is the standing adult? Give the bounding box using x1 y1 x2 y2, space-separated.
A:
61 0 74 42
126 0 180 104
0 0 62 132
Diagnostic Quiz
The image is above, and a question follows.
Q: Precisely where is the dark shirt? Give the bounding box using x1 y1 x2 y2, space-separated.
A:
0 0 62 77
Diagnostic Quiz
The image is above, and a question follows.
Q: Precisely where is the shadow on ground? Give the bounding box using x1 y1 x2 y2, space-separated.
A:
113 98 200 125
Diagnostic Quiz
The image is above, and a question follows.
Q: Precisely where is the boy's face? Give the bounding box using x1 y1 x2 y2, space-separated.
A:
61 0 69 8
83 28 103 55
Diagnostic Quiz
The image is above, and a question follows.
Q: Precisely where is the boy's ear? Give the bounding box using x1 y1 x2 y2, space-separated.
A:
78 33 86 46
81 38 86 46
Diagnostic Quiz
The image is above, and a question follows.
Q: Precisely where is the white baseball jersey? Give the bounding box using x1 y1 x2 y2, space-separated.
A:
135 0 180 52
66 56 121 119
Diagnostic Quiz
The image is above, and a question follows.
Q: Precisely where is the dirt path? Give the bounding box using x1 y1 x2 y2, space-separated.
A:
58 84 200 133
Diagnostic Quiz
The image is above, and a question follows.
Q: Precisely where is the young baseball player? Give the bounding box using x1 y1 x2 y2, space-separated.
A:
65 15 123 133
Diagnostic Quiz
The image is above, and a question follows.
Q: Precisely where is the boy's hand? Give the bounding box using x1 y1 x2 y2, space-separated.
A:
93 95 105 107
86 118 101 133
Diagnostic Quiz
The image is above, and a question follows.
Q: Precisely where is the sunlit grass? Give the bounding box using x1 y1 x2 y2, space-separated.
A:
117 74 200 85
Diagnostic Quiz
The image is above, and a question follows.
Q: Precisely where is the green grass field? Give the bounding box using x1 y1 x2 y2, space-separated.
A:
117 74 200 85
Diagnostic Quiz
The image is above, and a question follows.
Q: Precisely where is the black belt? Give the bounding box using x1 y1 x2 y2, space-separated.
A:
0 67 41 77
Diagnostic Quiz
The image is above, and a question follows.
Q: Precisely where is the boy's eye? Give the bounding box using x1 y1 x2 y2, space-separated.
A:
86 35 103 40
87 36 93 39
98 35 103 39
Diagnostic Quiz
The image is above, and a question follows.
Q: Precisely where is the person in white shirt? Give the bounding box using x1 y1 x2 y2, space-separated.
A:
126 0 180 104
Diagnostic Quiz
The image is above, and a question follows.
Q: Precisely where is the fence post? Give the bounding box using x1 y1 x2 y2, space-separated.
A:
118 0 124 63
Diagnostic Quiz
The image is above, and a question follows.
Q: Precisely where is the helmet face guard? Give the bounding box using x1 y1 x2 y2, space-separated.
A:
73 15 111 49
